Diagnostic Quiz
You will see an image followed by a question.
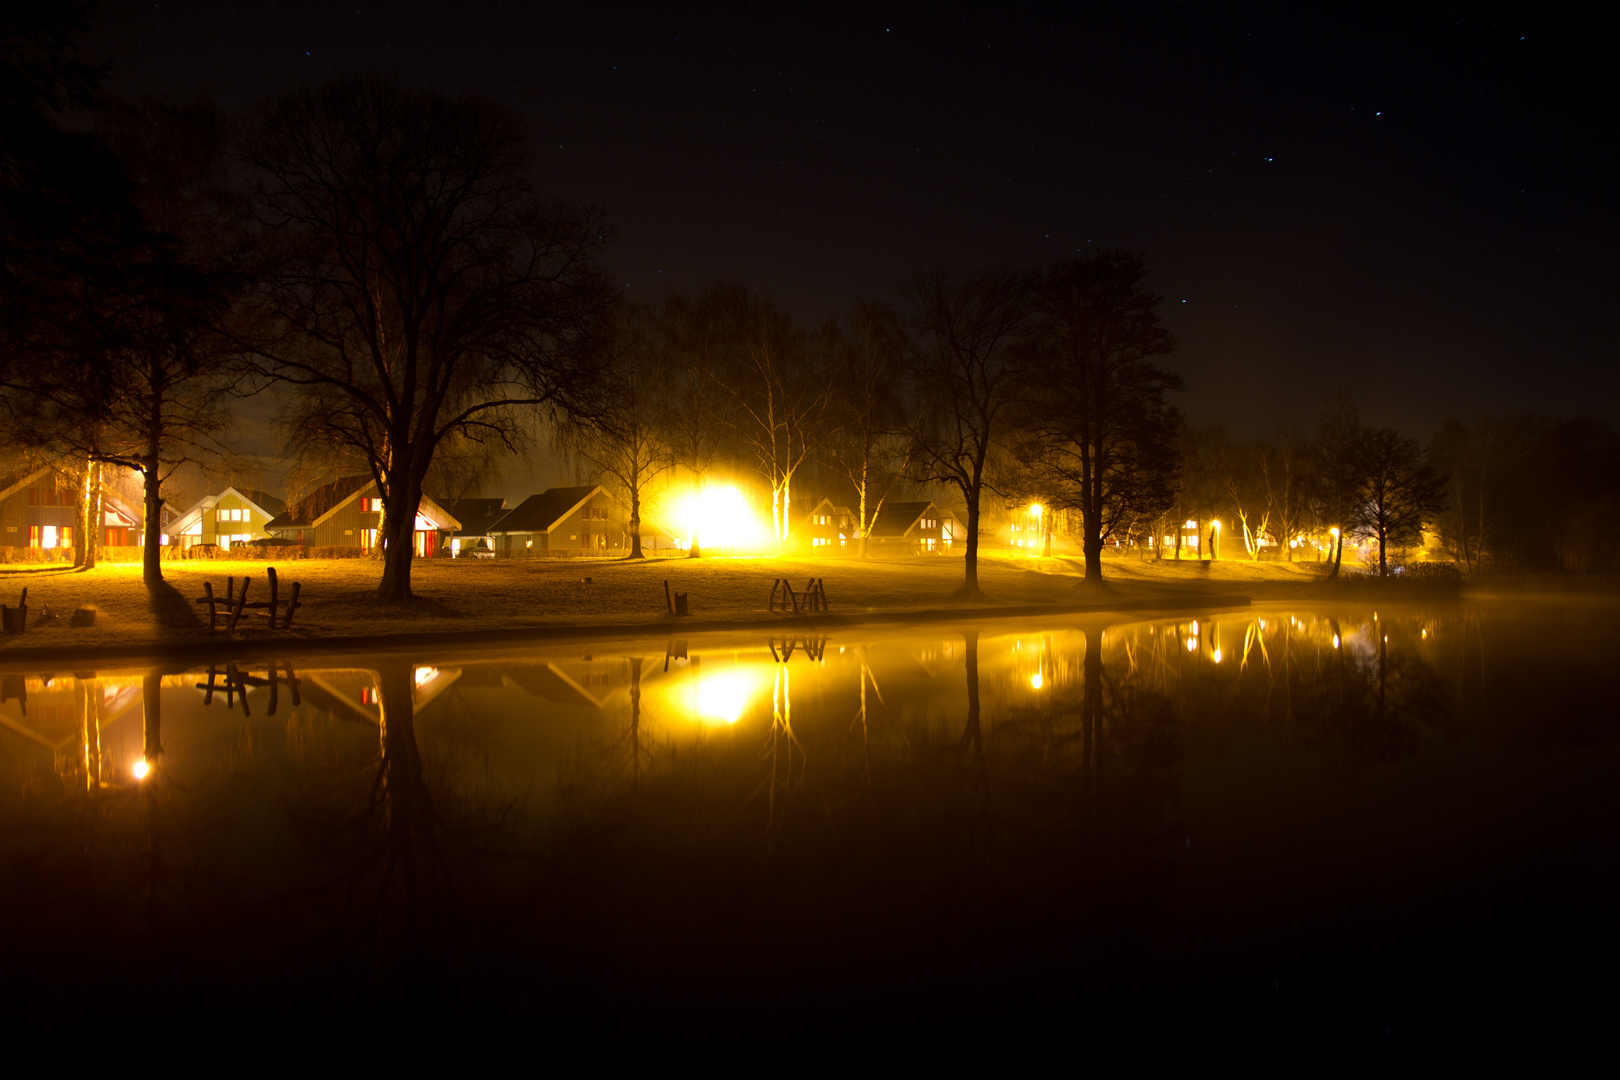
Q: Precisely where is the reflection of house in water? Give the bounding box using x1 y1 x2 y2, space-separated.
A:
909 640 958 677
498 660 630 710
287 667 462 723
0 673 143 781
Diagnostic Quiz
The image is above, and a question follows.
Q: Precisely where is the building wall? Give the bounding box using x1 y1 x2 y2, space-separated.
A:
1 478 78 550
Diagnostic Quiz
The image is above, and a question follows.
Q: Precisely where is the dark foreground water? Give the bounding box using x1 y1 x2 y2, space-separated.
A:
2 600 1617 1044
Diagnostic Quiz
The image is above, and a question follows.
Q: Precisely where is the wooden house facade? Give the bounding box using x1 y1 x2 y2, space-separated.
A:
487 486 614 556
0 465 148 555
798 498 856 553
170 487 286 552
865 501 954 553
265 477 459 556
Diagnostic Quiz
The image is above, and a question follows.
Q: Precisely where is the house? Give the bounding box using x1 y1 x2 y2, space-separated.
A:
799 497 856 553
0 464 149 555
865 501 953 553
442 498 509 557
264 476 460 557
169 487 286 552
487 485 614 556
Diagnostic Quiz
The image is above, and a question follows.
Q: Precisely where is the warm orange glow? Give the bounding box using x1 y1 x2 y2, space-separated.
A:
1212 648 1223 663
1186 637 1198 652
1030 672 1043 689
1330 527 1341 537
695 670 758 725
676 486 767 551
1030 504 1042 516
1332 634 1341 648
132 759 149 781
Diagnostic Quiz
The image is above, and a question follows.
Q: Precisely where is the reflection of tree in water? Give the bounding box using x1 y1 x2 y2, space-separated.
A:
1294 614 1449 767
286 661 542 999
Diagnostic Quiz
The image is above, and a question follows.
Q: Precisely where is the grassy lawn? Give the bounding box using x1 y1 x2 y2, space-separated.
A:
0 549 1326 657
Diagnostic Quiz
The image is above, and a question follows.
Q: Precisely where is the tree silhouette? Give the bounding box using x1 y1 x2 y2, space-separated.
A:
1016 253 1182 582
902 266 1034 597
236 76 615 602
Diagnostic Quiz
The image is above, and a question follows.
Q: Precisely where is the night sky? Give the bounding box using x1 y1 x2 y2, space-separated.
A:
85 1 1615 441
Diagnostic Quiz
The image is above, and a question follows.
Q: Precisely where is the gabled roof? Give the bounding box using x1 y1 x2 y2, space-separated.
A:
266 475 372 530
490 486 603 534
245 489 286 516
867 501 934 538
0 466 53 503
443 498 509 537
265 476 459 532
172 486 285 533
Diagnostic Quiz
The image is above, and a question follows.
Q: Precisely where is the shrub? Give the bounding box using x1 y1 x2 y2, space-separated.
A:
0 546 59 564
308 546 364 559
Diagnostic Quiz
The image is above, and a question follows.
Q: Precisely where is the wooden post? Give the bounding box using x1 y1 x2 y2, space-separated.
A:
282 582 301 629
227 576 250 631
266 567 279 627
664 579 675 615
202 581 217 631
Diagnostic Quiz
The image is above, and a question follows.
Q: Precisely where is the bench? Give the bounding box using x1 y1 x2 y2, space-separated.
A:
769 577 829 614
194 566 303 631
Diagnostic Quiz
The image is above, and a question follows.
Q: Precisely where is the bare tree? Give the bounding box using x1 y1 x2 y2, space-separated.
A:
556 302 671 558
823 301 911 557
715 284 829 550
236 77 615 602
656 287 732 557
1351 426 1448 577
1016 254 1181 583
902 267 1034 597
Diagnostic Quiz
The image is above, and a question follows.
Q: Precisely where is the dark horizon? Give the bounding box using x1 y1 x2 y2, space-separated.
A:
82 1 1615 441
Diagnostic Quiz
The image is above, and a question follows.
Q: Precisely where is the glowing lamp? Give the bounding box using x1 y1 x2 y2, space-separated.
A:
1330 527 1341 537
1212 648 1223 663
1030 672 1043 690
132 759 150 781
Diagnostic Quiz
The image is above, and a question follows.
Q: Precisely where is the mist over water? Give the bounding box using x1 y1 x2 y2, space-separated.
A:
3 600 1616 1038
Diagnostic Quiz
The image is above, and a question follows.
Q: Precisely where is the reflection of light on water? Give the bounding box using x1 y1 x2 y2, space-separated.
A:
1212 648 1223 663
413 666 439 688
1333 635 1341 649
132 759 149 781
697 671 755 725
1030 672 1043 690
1186 637 1198 653
1191 620 1200 634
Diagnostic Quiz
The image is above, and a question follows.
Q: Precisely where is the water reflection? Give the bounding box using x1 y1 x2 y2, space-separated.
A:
1 602 1617 1028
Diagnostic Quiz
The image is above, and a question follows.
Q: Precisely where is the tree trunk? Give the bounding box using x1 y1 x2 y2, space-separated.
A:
1083 528 1103 582
1209 522 1219 561
376 482 419 603
962 497 981 594
1378 526 1388 577
76 458 102 570
141 454 164 583
627 484 644 559
687 476 703 558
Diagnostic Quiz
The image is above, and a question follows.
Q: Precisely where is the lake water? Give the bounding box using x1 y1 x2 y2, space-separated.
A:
3 599 1616 1041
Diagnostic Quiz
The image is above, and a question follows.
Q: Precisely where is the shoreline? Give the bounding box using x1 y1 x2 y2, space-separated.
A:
0 593 1258 668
